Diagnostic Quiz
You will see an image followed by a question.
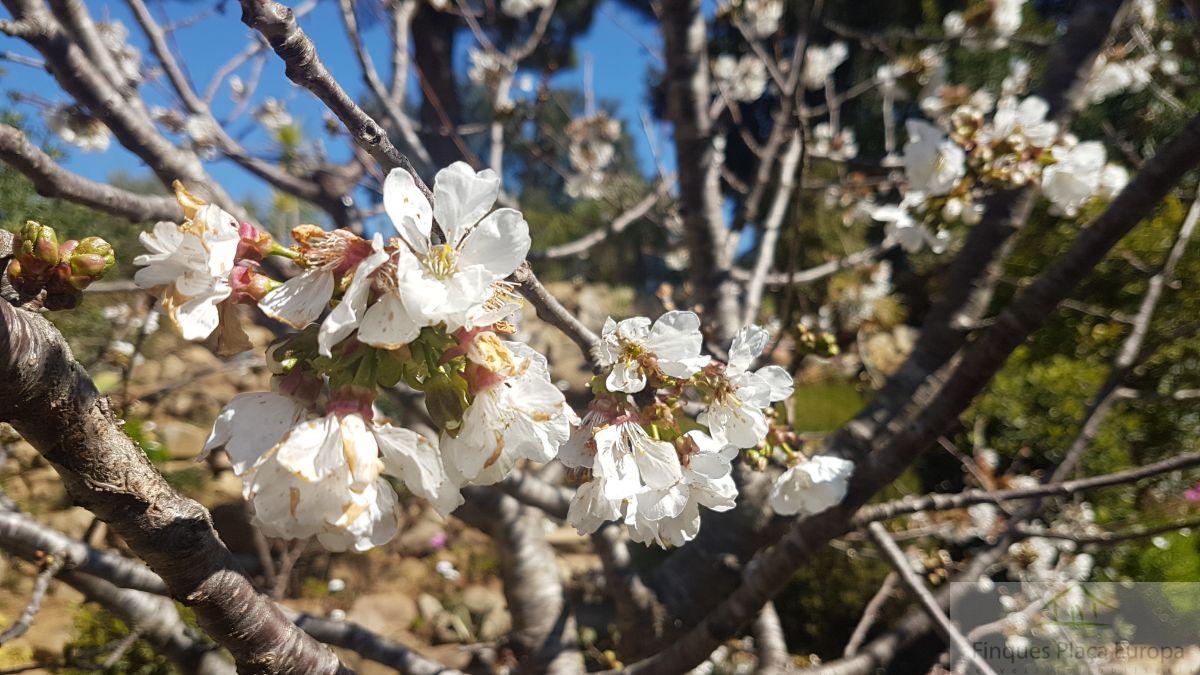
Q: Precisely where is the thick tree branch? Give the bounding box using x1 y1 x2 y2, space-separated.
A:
0 300 347 674
459 488 585 674
658 0 739 341
239 0 431 196
0 123 182 222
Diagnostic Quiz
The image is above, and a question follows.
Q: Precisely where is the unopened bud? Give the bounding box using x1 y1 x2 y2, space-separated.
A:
75 236 115 265
229 265 278 302
21 221 60 265
67 237 115 284
237 222 275 260
424 372 470 435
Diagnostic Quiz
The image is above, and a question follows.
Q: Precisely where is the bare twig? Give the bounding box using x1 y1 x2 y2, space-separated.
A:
854 451 1200 525
530 183 671 260
510 263 602 366
866 523 996 675
842 572 898 658
239 0 432 196
0 552 66 645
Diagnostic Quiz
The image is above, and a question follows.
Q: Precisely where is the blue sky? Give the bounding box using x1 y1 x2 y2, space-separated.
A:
0 0 672 205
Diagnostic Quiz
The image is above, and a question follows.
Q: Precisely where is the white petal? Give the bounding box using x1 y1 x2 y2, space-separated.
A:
174 291 225 340
274 415 343 481
200 392 303 473
647 310 704 363
567 480 620 535
384 168 432 240
433 162 500 246
754 365 794 402
357 294 422 349
637 484 690 521
458 208 530 278
338 414 381 490
319 238 388 356
728 324 769 373
259 268 335 329
628 425 683 490
376 424 463 517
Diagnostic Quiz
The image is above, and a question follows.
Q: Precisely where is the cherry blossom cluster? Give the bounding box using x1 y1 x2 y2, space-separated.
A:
720 0 783 39
872 93 1130 253
564 113 622 200
133 161 850 552
133 164 579 550
44 104 112 153
942 0 1027 49
560 315 851 546
711 54 769 103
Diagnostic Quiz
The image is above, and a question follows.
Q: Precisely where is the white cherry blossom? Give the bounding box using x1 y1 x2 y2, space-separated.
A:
1097 163 1129 200
699 325 794 448
500 0 551 18
597 310 709 394
357 163 529 349
201 392 461 550
45 105 111 152
133 190 240 341
990 0 1026 43
712 54 768 102
769 454 854 517
625 431 738 547
260 230 381 332
811 123 858 161
802 42 848 89
870 204 949 254
987 95 1058 149
441 339 574 485
733 0 783 39
1041 141 1107 216
903 119 966 197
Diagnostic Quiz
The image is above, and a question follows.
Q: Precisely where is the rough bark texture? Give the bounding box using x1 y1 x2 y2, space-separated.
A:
659 0 740 342
0 300 349 675
459 488 585 675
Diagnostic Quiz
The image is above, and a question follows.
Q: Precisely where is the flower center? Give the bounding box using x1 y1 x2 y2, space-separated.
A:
619 341 644 363
427 243 458 278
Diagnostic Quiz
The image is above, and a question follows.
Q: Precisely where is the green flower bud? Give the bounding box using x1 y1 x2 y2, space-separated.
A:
20 221 60 265
69 254 109 277
424 372 470 436
63 236 116 286
76 236 115 266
